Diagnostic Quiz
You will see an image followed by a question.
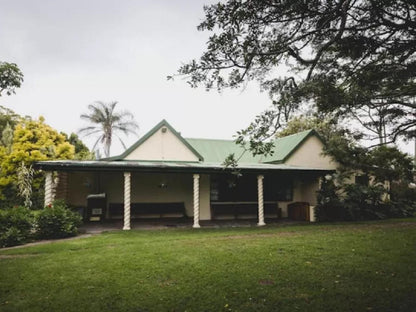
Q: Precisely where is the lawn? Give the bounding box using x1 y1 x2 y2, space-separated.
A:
1 219 415 312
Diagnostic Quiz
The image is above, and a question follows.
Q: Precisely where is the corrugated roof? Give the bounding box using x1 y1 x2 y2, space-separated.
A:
186 129 316 164
34 129 333 173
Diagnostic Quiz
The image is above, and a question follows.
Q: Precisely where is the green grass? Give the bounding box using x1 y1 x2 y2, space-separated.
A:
1 219 416 312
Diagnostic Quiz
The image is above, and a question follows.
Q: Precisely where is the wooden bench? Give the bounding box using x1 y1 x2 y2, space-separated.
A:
108 202 186 219
211 202 281 220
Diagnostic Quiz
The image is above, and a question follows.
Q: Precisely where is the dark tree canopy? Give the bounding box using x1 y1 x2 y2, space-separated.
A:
0 62 24 97
177 0 416 150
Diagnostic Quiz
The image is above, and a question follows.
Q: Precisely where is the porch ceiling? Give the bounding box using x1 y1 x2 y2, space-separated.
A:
34 160 334 174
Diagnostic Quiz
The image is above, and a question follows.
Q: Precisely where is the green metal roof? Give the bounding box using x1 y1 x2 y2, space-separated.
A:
34 127 332 173
102 119 320 165
185 129 319 164
185 138 263 163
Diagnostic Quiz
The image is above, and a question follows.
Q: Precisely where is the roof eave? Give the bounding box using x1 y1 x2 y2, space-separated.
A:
33 160 335 175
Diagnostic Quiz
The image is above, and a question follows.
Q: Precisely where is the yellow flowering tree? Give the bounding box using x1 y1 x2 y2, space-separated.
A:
0 117 75 208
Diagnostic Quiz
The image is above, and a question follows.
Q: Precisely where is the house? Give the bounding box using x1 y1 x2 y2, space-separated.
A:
35 120 336 229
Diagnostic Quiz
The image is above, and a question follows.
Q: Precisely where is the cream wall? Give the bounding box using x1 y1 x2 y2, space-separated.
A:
124 127 199 161
276 175 320 218
286 136 337 169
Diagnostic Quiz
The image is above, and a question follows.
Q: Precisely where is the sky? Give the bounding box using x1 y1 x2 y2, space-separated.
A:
0 0 414 157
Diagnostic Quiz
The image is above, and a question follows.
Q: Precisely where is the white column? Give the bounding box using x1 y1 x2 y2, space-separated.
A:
123 172 131 230
257 175 266 226
44 171 53 207
193 174 200 228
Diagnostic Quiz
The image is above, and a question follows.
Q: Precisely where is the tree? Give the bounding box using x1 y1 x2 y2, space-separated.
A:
0 117 75 208
0 62 24 97
16 162 34 209
61 132 94 160
364 145 414 185
79 101 139 158
176 0 416 153
1 123 13 153
0 105 21 138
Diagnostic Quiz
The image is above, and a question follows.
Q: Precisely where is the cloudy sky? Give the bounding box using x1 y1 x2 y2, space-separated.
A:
0 0 414 156
0 0 273 156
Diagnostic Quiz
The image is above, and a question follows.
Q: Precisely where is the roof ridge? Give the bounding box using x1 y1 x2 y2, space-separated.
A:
187 129 315 143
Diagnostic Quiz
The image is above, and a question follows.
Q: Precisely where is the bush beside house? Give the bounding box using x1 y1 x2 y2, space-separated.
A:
36 200 82 239
0 200 82 247
0 206 34 247
316 178 416 222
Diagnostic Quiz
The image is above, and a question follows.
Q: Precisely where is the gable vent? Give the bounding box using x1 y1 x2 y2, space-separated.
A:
161 127 167 133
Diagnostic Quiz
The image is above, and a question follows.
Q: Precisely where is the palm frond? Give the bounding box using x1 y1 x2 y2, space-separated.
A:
115 133 127 150
79 101 138 156
92 135 104 151
78 127 101 136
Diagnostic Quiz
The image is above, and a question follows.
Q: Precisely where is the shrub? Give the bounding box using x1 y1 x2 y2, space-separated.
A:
315 178 347 222
316 177 416 222
389 182 416 217
36 200 82 239
0 206 34 247
343 184 388 220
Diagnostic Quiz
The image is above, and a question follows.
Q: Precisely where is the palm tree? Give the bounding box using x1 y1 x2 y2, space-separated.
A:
79 101 139 158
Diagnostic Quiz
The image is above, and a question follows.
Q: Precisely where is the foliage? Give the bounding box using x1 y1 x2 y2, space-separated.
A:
1 220 416 311
317 180 416 221
0 62 24 97
0 105 21 144
176 0 416 154
79 101 139 158
316 143 415 221
390 181 416 217
0 206 34 247
16 162 34 208
61 132 95 160
0 117 75 209
1 122 13 153
315 176 346 222
35 200 82 239
342 183 391 220
364 145 415 184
